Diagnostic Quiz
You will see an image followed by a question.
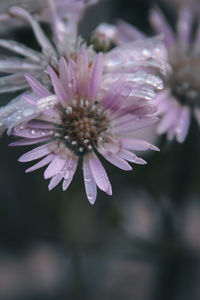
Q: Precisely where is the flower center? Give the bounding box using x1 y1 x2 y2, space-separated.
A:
166 45 200 107
54 99 109 156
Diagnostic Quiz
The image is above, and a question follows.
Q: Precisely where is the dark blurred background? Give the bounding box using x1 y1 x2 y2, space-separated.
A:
1 0 200 299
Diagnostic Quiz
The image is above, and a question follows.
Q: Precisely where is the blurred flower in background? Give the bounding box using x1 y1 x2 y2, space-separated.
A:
95 3 200 142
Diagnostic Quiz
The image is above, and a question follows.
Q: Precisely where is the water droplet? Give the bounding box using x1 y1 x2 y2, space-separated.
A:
22 107 35 117
85 176 91 182
88 194 93 201
41 131 46 136
31 129 36 135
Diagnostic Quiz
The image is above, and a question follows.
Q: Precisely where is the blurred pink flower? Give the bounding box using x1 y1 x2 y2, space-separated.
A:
8 48 159 204
97 6 200 142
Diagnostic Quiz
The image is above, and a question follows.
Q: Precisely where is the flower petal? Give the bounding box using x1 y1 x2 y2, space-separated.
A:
175 106 191 143
150 9 176 46
26 154 55 173
83 156 97 204
89 153 112 195
44 154 67 179
99 150 132 171
87 52 103 102
62 158 78 191
47 66 68 107
25 74 51 97
18 142 57 162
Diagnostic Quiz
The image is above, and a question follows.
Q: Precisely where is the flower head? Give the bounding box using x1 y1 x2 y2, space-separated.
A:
9 48 159 204
108 6 200 142
0 5 167 135
150 7 200 142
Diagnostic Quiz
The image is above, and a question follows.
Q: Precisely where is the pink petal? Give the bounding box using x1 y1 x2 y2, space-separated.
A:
83 156 97 204
175 106 191 143
157 106 181 134
89 153 112 195
68 59 76 95
150 9 176 46
101 81 132 112
99 150 132 171
58 57 73 103
25 74 51 97
116 20 146 44
44 154 67 179
48 174 63 191
18 142 57 162
27 120 54 129
120 137 159 151
9 137 50 146
87 52 103 102
47 66 68 107
177 7 193 44
114 116 159 134
118 149 147 164
26 154 55 173
12 127 52 139
62 158 78 191
77 47 89 96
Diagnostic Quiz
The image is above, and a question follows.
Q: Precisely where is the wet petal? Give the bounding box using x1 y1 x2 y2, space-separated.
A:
83 156 97 204
89 153 112 195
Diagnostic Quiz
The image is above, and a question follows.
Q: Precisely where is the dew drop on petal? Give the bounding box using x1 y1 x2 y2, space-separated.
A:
87 194 93 201
31 129 36 135
85 176 91 182
22 107 35 117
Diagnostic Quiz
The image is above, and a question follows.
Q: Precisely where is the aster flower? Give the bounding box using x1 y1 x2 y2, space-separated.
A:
101 6 200 142
149 7 200 142
8 48 159 204
0 6 168 134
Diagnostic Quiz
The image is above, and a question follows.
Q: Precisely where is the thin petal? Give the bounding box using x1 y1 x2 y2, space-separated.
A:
99 150 132 171
150 9 176 46
83 156 97 204
12 127 52 139
89 153 112 195
87 52 103 102
9 137 50 146
62 158 78 191
26 154 55 173
157 105 181 134
116 20 146 44
77 47 89 96
177 7 193 44
25 74 51 97
175 106 191 143
120 137 159 151
44 154 67 179
47 66 68 107
0 39 41 62
114 116 159 134
48 174 63 191
18 142 57 162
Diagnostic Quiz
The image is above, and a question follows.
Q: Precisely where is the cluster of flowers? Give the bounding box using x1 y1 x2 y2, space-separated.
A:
0 0 197 203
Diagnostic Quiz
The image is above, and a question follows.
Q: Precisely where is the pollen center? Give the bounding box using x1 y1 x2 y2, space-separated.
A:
54 99 109 155
166 45 200 107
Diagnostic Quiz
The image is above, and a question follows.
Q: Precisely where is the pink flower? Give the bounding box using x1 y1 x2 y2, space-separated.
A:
97 7 200 142
0 7 167 135
9 48 159 204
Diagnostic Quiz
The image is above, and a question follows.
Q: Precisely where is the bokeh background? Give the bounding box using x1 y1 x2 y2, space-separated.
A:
1 0 200 299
